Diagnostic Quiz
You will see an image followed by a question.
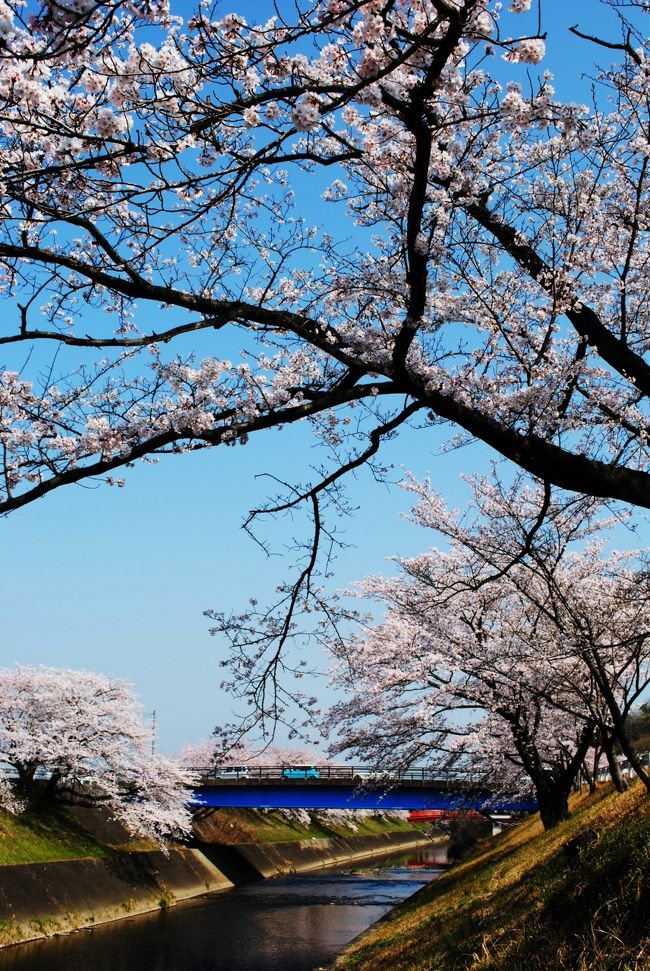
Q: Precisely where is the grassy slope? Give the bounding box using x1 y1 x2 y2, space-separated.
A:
191 807 429 845
339 784 649 971
0 806 426 863
0 810 108 865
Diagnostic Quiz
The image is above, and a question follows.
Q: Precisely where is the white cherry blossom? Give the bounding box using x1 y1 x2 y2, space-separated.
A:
0 665 195 843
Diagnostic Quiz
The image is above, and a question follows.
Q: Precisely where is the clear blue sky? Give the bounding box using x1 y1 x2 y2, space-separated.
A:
1 0 648 754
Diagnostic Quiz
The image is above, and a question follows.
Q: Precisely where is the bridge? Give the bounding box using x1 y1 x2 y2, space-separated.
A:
189 766 538 814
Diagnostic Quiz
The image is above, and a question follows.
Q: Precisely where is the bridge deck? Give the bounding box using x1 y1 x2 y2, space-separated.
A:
191 781 537 813
196 766 485 786
190 767 537 812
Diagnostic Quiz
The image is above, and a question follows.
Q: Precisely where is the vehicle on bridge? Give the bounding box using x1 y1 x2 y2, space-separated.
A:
214 766 251 780
282 765 320 780
351 768 392 784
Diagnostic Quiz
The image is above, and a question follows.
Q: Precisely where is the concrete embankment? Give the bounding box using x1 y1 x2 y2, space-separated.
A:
200 830 432 882
0 847 232 947
0 830 431 948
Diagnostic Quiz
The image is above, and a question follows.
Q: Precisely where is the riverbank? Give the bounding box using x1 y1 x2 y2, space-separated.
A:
191 806 428 844
199 829 434 883
0 808 110 865
335 783 649 971
0 807 433 948
0 843 447 971
0 804 428 864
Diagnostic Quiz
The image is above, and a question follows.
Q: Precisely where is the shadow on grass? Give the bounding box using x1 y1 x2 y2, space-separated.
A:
341 786 649 971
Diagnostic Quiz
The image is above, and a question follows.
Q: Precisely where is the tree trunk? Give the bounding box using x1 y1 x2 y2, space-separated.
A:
590 745 604 792
506 716 594 830
37 769 62 807
581 759 596 795
603 739 628 792
536 783 572 829
612 732 650 792
584 647 650 792
14 762 37 804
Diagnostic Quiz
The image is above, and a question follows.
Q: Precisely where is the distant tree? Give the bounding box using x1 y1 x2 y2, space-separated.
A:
179 738 222 772
398 475 650 790
0 665 195 843
446 813 492 862
625 703 650 752
327 575 596 829
252 743 333 767
180 736 331 769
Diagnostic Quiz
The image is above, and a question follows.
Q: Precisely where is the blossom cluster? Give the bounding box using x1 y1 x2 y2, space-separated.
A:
0 0 646 532
326 476 650 821
0 665 195 843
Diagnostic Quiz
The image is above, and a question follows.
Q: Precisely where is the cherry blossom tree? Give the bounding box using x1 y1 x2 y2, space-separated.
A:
180 736 331 769
3 0 650 724
1 0 649 515
0 0 648 507
179 737 223 771
527 540 650 791
326 474 650 826
247 742 333 766
326 566 597 828
0 664 195 843
398 474 650 790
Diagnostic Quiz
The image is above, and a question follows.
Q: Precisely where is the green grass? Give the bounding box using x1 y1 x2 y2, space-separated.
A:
0 805 428 863
192 807 430 845
253 809 429 843
0 809 108 865
338 784 649 971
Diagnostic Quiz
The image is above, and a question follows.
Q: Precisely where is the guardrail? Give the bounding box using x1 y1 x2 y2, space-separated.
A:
193 765 484 784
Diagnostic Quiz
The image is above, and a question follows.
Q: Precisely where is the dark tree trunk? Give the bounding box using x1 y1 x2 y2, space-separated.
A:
36 769 62 807
590 745 604 793
505 713 595 830
612 732 650 792
581 759 596 795
536 781 572 829
14 762 37 805
583 647 650 792
603 739 628 792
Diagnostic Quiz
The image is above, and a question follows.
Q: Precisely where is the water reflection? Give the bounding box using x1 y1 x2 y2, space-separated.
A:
0 844 447 971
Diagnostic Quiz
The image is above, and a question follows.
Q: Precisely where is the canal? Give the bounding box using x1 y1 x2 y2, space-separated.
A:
0 843 447 970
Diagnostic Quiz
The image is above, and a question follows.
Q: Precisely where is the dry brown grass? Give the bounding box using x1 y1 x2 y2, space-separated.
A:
338 784 649 971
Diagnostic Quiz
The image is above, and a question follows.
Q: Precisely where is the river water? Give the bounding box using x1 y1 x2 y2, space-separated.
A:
0 843 447 971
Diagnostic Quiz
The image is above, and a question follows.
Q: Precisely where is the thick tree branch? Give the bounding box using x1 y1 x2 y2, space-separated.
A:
466 201 650 399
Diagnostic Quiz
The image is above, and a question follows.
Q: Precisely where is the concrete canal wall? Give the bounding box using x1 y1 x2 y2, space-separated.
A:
0 831 431 948
0 847 233 947
200 830 432 881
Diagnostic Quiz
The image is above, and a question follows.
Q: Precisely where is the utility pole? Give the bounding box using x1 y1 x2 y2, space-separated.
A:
151 709 157 756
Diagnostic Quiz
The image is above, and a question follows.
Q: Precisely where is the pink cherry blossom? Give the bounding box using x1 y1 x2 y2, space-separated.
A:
504 37 546 63
0 0 645 524
325 475 650 826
